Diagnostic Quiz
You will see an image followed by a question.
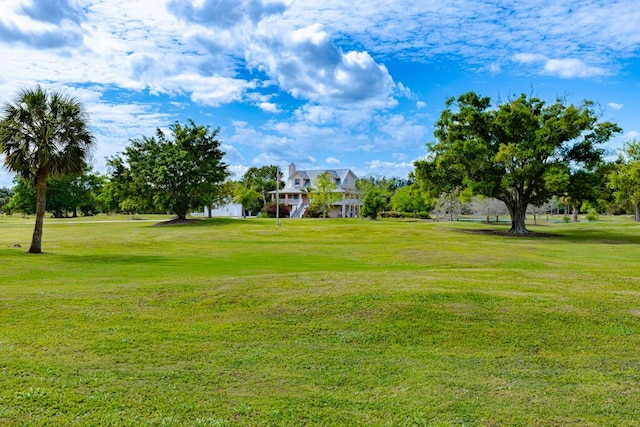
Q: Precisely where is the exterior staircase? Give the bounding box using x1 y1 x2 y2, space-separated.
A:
290 202 308 218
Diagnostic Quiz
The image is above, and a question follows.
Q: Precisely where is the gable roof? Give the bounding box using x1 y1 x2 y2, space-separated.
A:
288 168 356 190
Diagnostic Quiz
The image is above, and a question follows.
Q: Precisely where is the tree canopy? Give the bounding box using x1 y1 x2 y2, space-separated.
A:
415 92 621 233
0 86 95 252
108 120 229 219
0 186 12 214
6 169 104 218
236 165 281 215
608 139 640 221
309 171 341 218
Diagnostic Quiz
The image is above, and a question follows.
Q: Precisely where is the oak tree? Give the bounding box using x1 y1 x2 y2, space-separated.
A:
415 92 620 233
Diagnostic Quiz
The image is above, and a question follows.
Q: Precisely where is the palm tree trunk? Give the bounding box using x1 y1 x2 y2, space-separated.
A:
29 176 48 253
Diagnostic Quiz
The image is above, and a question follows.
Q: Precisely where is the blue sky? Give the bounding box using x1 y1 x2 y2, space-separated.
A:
1 0 639 188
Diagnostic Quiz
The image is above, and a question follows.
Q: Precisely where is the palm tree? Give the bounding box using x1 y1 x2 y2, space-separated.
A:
0 86 94 253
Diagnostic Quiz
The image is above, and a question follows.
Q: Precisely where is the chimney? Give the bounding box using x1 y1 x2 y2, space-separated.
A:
288 163 296 179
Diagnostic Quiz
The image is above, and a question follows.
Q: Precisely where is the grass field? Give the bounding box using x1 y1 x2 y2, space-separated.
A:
1 214 639 426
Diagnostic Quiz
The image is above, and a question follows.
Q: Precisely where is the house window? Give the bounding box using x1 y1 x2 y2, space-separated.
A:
335 178 341 185
294 179 300 186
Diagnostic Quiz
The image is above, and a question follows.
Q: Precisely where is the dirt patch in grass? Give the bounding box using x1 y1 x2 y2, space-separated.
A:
453 228 559 238
154 218 201 226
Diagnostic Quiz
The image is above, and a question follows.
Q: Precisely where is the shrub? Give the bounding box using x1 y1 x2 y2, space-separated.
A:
303 203 323 218
379 211 403 218
261 203 290 218
378 211 431 219
586 209 600 222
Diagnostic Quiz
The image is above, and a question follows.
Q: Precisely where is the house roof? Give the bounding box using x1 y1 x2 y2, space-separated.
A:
268 164 360 196
288 168 356 190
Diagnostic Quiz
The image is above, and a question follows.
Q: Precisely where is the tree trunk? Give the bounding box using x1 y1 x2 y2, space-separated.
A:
29 176 48 253
635 204 639 222
174 202 188 220
572 203 580 222
506 201 529 234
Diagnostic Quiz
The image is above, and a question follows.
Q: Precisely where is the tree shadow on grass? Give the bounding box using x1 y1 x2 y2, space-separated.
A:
452 226 640 245
150 217 253 227
68 253 175 266
554 228 640 245
1 248 173 267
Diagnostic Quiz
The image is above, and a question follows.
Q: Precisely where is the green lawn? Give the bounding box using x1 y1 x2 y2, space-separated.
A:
1 215 639 426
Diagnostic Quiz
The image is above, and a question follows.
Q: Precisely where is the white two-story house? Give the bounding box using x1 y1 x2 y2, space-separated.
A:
275 163 362 218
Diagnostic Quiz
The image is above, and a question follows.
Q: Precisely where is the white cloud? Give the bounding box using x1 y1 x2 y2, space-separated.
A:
287 1 640 74
0 0 87 49
514 54 608 78
227 163 248 180
246 23 397 108
294 104 337 125
167 0 286 29
514 53 547 64
326 157 340 164
607 102 623 110
87 100 173 171
543 58 608 79
375 114 427 149
220 144 244 163
486 63 501 74
362 160 414 179
171 74 257 106
258 102 281 113
0 170 15 188
625 131 639 139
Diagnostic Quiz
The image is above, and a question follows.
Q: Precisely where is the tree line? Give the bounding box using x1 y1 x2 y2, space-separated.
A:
2 86 640 252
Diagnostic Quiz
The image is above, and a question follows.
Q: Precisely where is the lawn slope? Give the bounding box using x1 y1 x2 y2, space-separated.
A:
1 216 639 425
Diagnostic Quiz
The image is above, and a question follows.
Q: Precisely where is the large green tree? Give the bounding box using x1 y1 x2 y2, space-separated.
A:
108 120 229 219
46 169 103 217
0 186 12 214
233 182 260 217
4 178 35 215
565 169 605 222
415 92 620 233
0 86 94 252
356 175 397 218
104 154 150 215
609 139 640 221
7 170 103 218
242 165 280 210
390 184 432 216
361 188 387 220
